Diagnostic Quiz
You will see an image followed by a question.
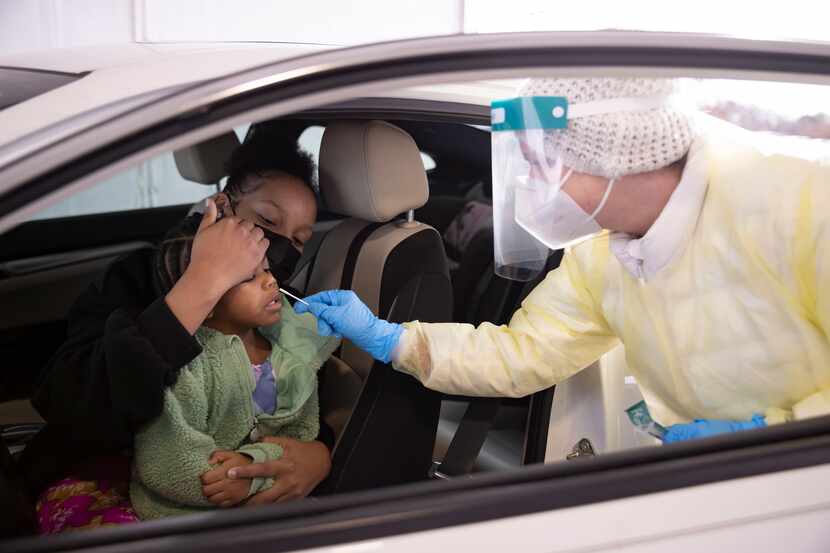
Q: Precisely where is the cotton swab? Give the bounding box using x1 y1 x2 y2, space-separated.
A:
279 288 309 306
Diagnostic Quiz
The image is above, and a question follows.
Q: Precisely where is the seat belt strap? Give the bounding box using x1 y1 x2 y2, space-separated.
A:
434 398 502 477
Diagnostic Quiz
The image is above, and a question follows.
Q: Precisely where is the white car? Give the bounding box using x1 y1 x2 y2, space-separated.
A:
2 32 830 552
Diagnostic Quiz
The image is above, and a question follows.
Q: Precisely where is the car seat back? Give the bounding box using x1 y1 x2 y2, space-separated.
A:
307 121 452 492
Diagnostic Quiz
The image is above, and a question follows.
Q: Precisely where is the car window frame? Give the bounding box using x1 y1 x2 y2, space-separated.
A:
8 30 830 228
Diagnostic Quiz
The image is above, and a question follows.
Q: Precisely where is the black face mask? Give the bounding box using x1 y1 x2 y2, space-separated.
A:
215 202 302 284
259 227 301 284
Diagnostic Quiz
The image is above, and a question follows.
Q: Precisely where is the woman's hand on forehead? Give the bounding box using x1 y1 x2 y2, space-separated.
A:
188 200 270 293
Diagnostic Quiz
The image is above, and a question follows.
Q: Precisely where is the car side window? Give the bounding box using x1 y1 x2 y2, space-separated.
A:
28 125 251 221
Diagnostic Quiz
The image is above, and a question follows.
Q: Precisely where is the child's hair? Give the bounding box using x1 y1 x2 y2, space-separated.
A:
223 132 317 206
154 215 200 296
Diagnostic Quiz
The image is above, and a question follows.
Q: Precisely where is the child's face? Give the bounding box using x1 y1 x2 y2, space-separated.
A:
212 259 283 328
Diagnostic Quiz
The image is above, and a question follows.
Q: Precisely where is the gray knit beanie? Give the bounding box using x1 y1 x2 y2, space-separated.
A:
518 77 695 178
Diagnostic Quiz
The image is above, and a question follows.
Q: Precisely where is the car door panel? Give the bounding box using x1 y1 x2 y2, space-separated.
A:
0 205 189 404
293 463 830 553
12 418 830 553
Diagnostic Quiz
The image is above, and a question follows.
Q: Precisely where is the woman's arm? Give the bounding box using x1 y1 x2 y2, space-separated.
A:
201 386 334 504
32 202 269 446
205 437 331 505
32 249 203 448
164 200 268 334
133 377 220 507
134 370 284 508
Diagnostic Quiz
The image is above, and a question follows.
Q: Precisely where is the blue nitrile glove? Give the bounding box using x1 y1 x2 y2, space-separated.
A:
295 290 403 364
663 414 767 443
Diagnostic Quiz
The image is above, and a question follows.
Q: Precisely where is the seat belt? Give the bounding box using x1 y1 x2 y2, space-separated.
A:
287 230 328 295
332 222 384 368
433 251 565 479
432 398 502 478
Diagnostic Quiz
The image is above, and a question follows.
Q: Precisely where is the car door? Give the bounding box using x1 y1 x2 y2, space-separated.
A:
3 31 830 552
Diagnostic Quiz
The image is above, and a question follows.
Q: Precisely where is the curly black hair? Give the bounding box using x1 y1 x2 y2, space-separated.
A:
154 215 200 296
223 133 316 204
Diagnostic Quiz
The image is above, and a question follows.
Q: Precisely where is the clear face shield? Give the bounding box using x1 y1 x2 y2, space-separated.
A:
491 91 687 281
491 96 609 281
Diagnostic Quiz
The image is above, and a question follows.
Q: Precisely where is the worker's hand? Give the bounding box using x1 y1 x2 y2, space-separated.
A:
295 290 403 363
200 450 253 507
663 414 766 443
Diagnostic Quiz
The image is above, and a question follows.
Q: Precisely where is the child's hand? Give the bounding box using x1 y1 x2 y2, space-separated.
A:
230 437 331 505
200 450 253 507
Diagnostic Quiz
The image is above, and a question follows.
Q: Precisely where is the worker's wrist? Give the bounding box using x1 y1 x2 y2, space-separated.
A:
389 326 410 365
373 320 403 364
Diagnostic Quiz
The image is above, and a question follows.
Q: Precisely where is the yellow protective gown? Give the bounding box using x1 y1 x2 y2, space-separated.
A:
394 127 830 426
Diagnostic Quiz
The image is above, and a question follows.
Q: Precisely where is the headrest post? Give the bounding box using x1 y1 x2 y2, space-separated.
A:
397 209 420 229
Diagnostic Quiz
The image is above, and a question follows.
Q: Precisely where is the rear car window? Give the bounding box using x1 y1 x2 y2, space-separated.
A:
28 125 251 221
0 67 82 111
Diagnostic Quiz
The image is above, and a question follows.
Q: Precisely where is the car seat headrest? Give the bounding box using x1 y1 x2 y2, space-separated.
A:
319 120 428 222
174 131 241 185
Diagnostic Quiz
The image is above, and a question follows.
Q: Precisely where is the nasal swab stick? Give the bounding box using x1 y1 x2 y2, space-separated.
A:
279 288 309 306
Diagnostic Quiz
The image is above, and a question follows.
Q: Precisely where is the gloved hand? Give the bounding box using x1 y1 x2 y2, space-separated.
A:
663 414 766 443
295 290 403 364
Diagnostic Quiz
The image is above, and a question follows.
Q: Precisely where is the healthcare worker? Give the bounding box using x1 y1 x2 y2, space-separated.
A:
297 77 830 444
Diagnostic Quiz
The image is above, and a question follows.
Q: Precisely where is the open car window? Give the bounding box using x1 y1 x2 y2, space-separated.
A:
27 125 251 221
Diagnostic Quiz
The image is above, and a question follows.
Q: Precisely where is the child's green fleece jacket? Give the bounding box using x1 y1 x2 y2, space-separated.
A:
130 302 339 520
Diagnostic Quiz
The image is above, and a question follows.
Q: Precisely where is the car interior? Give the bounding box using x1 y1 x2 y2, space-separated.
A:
0 105 559 538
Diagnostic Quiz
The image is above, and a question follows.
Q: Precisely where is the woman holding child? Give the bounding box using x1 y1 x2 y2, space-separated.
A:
28 134 332 532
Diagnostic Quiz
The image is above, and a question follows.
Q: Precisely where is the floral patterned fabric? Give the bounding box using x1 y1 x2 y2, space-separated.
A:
36 477 139 534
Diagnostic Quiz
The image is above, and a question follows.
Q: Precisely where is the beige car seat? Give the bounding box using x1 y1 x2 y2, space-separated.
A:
173 123 453 491
303 120 453 492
